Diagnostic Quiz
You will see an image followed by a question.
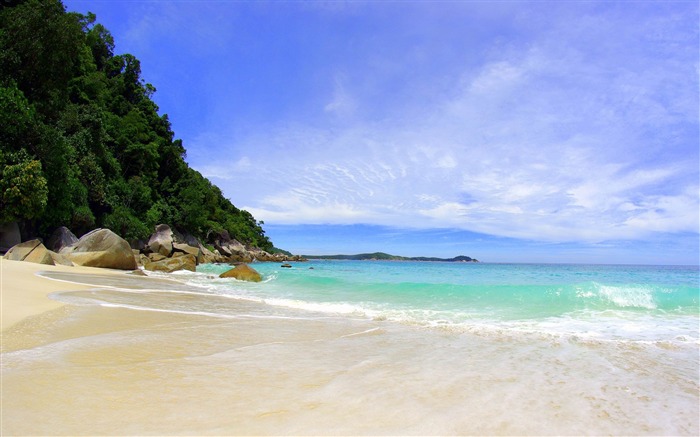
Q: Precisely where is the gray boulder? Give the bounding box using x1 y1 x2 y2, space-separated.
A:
46 226 78 253
147 224 174 257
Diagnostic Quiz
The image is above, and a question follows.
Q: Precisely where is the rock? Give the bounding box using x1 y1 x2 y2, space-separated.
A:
143 254 197 273
49 251 74 266
219 264 262 282
65 228 137 270
171 227 186 244
173 242 201 264
229 252 254 263
4 239 54 265
214 243 233 256
148 253 167 262
180 231 201 248
46 226 78 253
214 242 233 257
4 239 42 261
132 254 149 267
147 224 173 257
0 222 21 254
200 245 219 264
24 245 54 265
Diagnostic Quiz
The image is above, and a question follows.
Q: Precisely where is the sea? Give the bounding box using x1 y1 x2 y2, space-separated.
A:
3 260 699 435
197 261 699 343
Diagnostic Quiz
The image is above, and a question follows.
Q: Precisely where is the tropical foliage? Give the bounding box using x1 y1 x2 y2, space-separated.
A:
0 0 272 250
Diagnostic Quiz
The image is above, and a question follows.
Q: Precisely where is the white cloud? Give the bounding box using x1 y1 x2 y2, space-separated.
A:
181 2 698 245
469 61 524 93
324 74 357 116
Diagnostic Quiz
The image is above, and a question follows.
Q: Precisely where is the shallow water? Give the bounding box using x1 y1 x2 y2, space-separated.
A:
1 261 698 435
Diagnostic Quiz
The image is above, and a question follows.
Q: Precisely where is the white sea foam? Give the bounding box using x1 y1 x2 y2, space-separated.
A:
595 283 658 309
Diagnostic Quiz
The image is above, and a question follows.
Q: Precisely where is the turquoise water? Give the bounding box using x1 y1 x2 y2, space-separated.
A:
191 261 699 343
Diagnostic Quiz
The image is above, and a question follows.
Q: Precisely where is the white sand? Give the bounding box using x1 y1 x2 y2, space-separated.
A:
0 259 128 331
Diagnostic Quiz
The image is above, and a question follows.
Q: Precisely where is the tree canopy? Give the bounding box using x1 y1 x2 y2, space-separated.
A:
0 0 273 251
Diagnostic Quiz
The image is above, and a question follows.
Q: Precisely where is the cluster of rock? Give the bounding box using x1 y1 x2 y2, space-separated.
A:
209 229 305 263
3 224 305 280
4 228 137 270
139 225 304 271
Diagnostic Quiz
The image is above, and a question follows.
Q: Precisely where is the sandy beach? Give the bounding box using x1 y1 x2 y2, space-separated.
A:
1 259 697 436
1 260 124 330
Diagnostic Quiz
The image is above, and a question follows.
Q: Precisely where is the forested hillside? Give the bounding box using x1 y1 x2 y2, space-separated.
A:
0 0 273 251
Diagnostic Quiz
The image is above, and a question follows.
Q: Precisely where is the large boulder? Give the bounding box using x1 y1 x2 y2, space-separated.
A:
24 243 55 265
49 251 74 266
219 264 262 282
173 242 201 264
4 239 41 261
143 253 197 273
46 226 78 253
65 228 137 270
179 231 201 248
4 239 54 265
0 222 21 254
214 241 233 257
147 224 173 257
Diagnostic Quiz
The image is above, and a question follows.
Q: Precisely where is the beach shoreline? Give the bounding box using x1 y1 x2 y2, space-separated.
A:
0 259 129 331
1 259 698 436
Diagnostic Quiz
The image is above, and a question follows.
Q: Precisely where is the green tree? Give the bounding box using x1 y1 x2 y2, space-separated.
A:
0 150 48 223
0 0 277 252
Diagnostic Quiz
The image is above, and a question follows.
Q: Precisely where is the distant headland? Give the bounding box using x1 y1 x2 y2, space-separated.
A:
304 252 478 262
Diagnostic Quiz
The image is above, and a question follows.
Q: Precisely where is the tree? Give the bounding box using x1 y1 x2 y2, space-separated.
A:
0 0 277 251
0 149 48 223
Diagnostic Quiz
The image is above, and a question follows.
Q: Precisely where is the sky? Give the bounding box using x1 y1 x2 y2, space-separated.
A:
63 0 700 265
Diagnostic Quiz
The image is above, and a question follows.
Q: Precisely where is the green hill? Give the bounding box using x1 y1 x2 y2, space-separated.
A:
0 0 272 251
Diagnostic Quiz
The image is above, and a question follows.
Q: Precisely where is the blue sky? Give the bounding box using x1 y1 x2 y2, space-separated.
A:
64 0 699 264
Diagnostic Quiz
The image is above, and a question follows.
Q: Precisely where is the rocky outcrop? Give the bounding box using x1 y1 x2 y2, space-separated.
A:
46 226 78 253
144 253 197 273
147 224 174 257
4 239 54 265
3 239 73 266
200 245 224 264
219 264 262 282
63 228 137 270
49 251 74 266
212 230 254 263
5 223 304 273
173 242 202 263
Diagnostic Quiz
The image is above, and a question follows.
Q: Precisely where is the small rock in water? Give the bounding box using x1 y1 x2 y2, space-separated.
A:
219 264 262 282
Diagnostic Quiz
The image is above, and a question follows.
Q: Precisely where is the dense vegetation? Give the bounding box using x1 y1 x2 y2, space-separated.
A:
0 0 273 251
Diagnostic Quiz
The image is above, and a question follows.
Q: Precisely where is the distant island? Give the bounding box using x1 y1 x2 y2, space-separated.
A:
304 252 478 262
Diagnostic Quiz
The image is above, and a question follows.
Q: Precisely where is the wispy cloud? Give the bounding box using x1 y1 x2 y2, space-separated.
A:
192 2 698 245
